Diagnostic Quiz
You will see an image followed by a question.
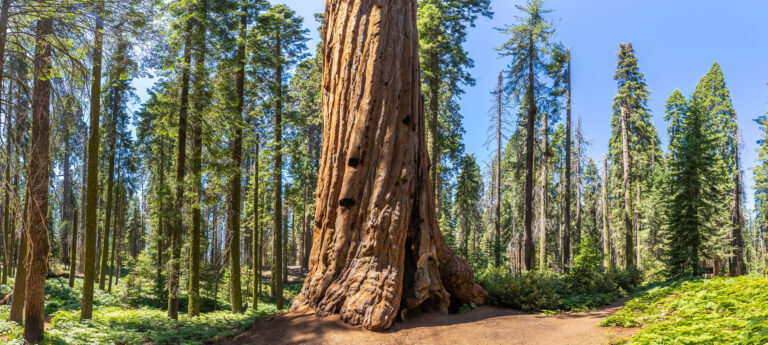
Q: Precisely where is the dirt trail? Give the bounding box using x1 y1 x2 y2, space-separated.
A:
222 298 636 345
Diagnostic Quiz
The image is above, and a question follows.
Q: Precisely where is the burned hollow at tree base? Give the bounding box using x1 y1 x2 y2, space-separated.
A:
288 0 486 331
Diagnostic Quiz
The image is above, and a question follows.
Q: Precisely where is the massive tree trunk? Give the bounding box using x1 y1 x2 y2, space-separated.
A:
169 17 192 320
602 155 611 268
538 111 548 271
228 1 247 314
620 104 634 268
188 0 207 318
81 0 106 321
290 0 486 331
24 13 53 342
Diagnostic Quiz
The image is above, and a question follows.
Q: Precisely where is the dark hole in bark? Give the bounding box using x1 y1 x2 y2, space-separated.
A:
399 168 442 322
402 116 411 126
348 157 360 168
447 295 462 314
339 198 355 209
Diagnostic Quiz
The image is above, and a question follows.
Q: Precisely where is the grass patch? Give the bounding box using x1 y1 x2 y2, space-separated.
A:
600 276 768 344
0 277 301 344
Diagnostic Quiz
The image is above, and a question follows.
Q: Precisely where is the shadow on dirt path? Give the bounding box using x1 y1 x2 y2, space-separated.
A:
220 297 637 345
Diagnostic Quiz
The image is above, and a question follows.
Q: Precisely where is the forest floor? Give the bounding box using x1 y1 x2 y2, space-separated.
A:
222 297 636 345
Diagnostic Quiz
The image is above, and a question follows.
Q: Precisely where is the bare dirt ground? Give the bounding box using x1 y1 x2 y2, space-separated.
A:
221 297 637 345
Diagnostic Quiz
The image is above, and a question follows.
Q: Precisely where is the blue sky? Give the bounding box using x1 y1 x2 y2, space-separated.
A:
135 0 768 209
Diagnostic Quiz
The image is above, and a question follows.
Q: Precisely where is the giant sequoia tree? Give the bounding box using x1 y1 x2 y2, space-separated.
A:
290 0 486 331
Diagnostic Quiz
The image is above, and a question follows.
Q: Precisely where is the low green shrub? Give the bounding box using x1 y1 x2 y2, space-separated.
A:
475 238 637 313
476 268 563 312
607 265 644 292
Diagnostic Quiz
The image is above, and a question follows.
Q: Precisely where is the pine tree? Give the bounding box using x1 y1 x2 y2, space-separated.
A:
418 0 491 219
691 63 742 275
24 5 53 341
188 0 209 318
254 3 308 310
664 89 721 277
609 43 657 269
497 0 553 271
227 0 248 314
755 112 768 270
81 0 106 321
168 0 193 319
454 154 483 259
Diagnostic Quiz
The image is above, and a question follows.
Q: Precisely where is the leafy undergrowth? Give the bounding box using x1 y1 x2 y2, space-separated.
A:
0 277 301 344
476 237 641 313
600 276 768 344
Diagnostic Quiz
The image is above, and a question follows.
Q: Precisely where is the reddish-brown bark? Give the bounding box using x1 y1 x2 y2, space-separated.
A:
24 10 52 343
290 0 486 331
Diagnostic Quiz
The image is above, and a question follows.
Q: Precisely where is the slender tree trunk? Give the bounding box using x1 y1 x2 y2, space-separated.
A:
522 34 537 271
575 116 582 248
69 208 78 287
602 155 611 268
252 137 259 311
61 135 72 265
0 0 10 285
301 183 310 271
99 78 120 291
188 0 207 318
539 112 548 271
155 138 166 296
272 28 285 311
8 187 28 322
620 104 634 268
290 0 486 330
78 127 87 274
108 186 120 292
730 127 744 276
228 2 247 314
563 57 572 271
1 82 11 285
495 73 502 268
81 0 106 320
24 13 53 341
169 16 192 320
257 194 263 306
635 183 640 266
428 44 441 219
282 209 288 283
